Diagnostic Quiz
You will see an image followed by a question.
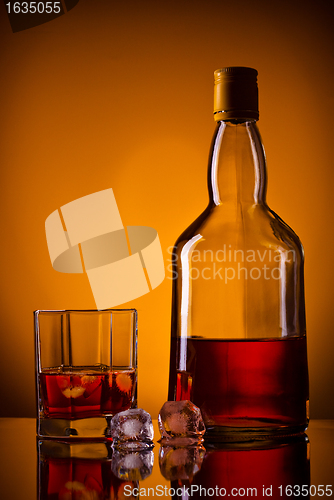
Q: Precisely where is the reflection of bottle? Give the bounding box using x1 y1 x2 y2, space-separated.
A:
170 435 310 499
168 67 309 439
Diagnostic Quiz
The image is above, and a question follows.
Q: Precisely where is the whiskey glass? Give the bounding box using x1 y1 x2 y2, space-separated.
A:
35 308 137 439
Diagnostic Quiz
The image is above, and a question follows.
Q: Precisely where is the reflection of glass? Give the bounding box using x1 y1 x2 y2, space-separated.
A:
35 309 137 439
38 439 139 499
168 435 310 499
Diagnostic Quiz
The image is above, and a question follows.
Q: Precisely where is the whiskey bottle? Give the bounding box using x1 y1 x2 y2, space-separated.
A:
168 67 309 440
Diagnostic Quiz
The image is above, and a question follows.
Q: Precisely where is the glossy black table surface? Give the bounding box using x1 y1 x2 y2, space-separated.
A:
0 419 333 499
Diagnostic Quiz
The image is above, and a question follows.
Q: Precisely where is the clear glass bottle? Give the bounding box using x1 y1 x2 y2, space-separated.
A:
168 67 309 440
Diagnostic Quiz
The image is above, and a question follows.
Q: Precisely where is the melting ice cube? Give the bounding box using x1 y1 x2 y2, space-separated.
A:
110 408 154 450
56 373 101 399
111 449 154 481
159 445 205 481
158 401 206 444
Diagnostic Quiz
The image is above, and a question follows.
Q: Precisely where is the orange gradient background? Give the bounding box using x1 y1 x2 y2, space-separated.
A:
0 0 333 419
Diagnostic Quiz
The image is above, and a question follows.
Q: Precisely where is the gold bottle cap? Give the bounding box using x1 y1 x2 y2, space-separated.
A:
214 67 259 122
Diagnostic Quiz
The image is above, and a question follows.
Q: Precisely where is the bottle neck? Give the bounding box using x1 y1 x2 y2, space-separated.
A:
208 120 267 206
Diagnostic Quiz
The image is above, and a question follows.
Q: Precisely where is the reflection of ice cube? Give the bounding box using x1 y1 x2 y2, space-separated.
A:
111 449 154 481
110 408 154 450
158 401 205 444
159 445 205 481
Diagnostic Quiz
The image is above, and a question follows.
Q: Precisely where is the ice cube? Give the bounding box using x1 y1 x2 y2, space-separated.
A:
57 373 101 399
159 445 205 481
158 401 206 444
110 408 154 450
57 374 86 399
111 449 154 481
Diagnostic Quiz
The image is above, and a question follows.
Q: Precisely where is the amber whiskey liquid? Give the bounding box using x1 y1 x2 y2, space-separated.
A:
170 336 309 435
40 367 136 419
171 436 310 499
39 450 137 500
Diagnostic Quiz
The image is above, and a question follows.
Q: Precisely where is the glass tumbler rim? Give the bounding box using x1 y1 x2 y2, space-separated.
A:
34 308 137 315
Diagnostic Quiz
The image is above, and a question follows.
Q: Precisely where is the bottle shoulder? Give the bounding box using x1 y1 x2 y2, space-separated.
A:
174 205 212 246
173 203 303 257
267 207 304 254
